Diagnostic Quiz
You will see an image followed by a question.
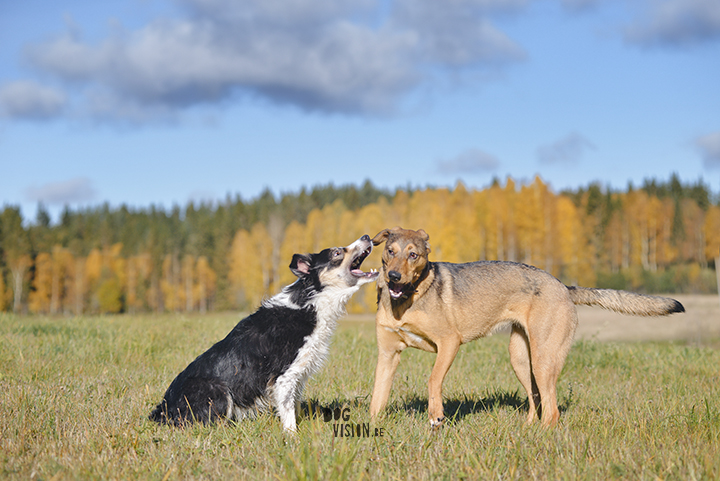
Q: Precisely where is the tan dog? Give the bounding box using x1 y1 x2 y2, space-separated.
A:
369 227 684 427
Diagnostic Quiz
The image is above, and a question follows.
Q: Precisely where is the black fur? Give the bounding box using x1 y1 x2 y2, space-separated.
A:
149 305 317 426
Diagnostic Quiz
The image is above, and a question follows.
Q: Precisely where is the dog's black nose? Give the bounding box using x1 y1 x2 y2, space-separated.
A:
361 234 370 242
388 270 401 282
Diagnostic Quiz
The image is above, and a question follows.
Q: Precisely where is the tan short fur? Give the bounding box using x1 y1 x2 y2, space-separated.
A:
369 227 685 427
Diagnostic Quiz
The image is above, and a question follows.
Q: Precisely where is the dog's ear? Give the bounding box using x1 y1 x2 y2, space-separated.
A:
372 229 390 246
290 254 312 277
373 226 405 245
417 229 431 253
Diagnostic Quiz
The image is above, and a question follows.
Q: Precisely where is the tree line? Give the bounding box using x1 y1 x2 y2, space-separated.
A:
1 175 718 315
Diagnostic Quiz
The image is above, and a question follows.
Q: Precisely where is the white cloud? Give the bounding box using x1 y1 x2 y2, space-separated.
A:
179 0 373 27
17 0 527 122
537 132 595 165
25 177 98 205
0 80 66 120
437 148 500 174
696 131 720 169
392 0 527 68
624 0 720 47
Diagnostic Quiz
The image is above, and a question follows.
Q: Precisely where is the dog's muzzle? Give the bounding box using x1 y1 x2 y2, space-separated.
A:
350 235 379 280
387 281 410 299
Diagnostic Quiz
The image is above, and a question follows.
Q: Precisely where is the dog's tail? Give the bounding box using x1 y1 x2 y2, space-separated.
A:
566 286 684 316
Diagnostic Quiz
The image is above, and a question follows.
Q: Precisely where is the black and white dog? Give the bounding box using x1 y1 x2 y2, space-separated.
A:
149 235 378 432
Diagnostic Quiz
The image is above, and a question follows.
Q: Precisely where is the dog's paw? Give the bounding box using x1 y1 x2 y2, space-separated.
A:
430 416 445 429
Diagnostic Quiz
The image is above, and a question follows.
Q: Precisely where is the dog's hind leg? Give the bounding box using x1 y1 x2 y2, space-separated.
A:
509 325 541 424
526 306 577 427
427 338 461 428
159 377 233 426
528 356 561 427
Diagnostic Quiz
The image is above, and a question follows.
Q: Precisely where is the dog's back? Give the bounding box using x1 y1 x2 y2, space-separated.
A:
430 260 684 317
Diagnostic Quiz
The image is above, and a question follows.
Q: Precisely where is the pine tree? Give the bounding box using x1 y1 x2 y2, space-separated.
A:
0 207 31 313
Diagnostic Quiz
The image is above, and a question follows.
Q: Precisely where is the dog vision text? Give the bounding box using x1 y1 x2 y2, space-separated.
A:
332 423 384 438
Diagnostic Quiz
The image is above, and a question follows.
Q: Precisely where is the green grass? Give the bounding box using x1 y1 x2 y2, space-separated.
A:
1 312 719 480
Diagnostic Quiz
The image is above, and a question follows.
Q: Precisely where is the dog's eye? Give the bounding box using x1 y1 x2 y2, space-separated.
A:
387 248 394 257
409 252 418 260
332 249 343 258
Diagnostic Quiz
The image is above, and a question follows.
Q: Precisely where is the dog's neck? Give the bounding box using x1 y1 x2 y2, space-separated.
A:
412 262 433 294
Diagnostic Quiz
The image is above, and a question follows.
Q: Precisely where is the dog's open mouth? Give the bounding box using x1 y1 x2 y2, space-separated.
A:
388 282 410 299
350 246 379 279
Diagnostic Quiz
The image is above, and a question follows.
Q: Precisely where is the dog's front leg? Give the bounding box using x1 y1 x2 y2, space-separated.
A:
273 376 300 433
427 339 460 428
369 328 405 419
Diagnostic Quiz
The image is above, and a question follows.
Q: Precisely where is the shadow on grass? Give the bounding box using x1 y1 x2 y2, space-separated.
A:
395 390 528 424
396 388 575 424
300 388 575 424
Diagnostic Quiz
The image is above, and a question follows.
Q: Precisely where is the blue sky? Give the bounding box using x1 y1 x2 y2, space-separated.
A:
1 0 719 223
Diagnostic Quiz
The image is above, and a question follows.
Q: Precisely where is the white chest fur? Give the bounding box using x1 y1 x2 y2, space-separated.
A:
270 283 360 431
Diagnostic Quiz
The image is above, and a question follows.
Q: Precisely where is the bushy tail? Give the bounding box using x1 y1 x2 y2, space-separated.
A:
567 287 684 316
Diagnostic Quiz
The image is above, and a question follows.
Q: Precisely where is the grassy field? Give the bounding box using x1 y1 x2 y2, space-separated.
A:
1 310 719 480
